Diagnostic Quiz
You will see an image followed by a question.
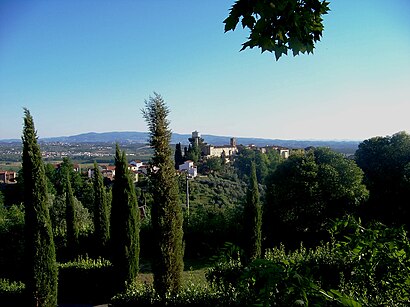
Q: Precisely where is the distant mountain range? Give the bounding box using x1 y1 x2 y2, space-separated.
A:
0 131 361 154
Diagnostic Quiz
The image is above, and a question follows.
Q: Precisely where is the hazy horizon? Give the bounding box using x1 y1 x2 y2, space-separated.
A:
0 129 368 143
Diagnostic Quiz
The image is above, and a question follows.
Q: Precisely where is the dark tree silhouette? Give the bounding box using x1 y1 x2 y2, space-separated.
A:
174 142 184 170
243 161 262 260
110 144 140 291
22 108 58 307
65 172 79 256
93 161 110 254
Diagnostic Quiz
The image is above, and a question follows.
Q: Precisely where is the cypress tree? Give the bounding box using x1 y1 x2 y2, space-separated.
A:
22 108 58 307
142 93 184 296
174 142 184 170
243 161 262 261
93 161 110 254
65 171 79 257
110 144 140 291
56 157 82 197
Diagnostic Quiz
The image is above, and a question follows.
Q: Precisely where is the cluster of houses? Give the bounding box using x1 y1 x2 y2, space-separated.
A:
87 160 154 183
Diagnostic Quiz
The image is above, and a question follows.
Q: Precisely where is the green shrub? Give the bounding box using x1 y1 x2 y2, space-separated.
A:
328 216 410 306
0 203 25 280
0 278 25 306
58 255 114 305
206 217 410 306
207 242 330 306
110 279 237 307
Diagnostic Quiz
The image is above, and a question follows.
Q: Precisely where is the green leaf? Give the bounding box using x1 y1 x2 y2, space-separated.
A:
274 46 287 61
241 15 255 29
340 297 362 307
223 15 239 32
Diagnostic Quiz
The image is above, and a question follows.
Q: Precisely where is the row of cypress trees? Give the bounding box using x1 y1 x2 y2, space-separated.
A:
21 109 140 305
21 93 262 305
21 94 185 305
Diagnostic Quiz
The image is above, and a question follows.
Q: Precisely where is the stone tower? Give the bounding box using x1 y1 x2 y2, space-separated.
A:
230 137 237 147
191 131 201 146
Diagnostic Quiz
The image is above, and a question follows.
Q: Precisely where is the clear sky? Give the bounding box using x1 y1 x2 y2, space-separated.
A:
0 0 409 141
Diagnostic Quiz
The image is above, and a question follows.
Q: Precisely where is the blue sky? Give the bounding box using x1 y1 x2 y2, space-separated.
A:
0 0 409 141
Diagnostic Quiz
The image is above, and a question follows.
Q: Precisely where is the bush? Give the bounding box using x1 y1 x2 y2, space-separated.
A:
328 216 410 306
184 204 243 258
0 278 25 306
0 203 25 280
206 217 410 306
206 242 330 306
58 255 114 305
110 280 236 307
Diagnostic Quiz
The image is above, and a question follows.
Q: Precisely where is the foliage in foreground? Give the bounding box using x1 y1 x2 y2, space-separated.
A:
207 217 410 307
111 216 410 306
224 0 330 60
111 282 214 307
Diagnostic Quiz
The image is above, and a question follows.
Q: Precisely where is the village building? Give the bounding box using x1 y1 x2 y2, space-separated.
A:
189 130 290 161
202 138 238 159
87 161 148 183
178 160 197 178
258 146 290 159
101 165 116 181
0 170 17 184
129 160 143 171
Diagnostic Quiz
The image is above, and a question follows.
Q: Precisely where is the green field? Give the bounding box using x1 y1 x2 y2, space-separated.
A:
0 161 21 172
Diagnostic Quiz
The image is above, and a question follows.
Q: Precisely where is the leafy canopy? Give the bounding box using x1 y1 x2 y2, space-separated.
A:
224 0 330 60
265 147 368 236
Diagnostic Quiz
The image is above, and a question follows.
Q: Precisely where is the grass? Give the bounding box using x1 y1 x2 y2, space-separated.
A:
137 269 208 288
137 258 209 287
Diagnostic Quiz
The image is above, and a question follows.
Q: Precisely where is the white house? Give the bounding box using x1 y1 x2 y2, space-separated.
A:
129 160 144 170
179 160 197 178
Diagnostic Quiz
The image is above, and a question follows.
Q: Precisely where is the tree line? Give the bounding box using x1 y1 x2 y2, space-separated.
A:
10 94 183 306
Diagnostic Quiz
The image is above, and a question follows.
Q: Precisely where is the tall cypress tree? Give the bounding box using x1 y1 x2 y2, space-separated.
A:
22 108 58 307
142 93 184 296
174 142 184 170
110 144 140 291
65 171 79 257
243 161 262 261
93 161 110 254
